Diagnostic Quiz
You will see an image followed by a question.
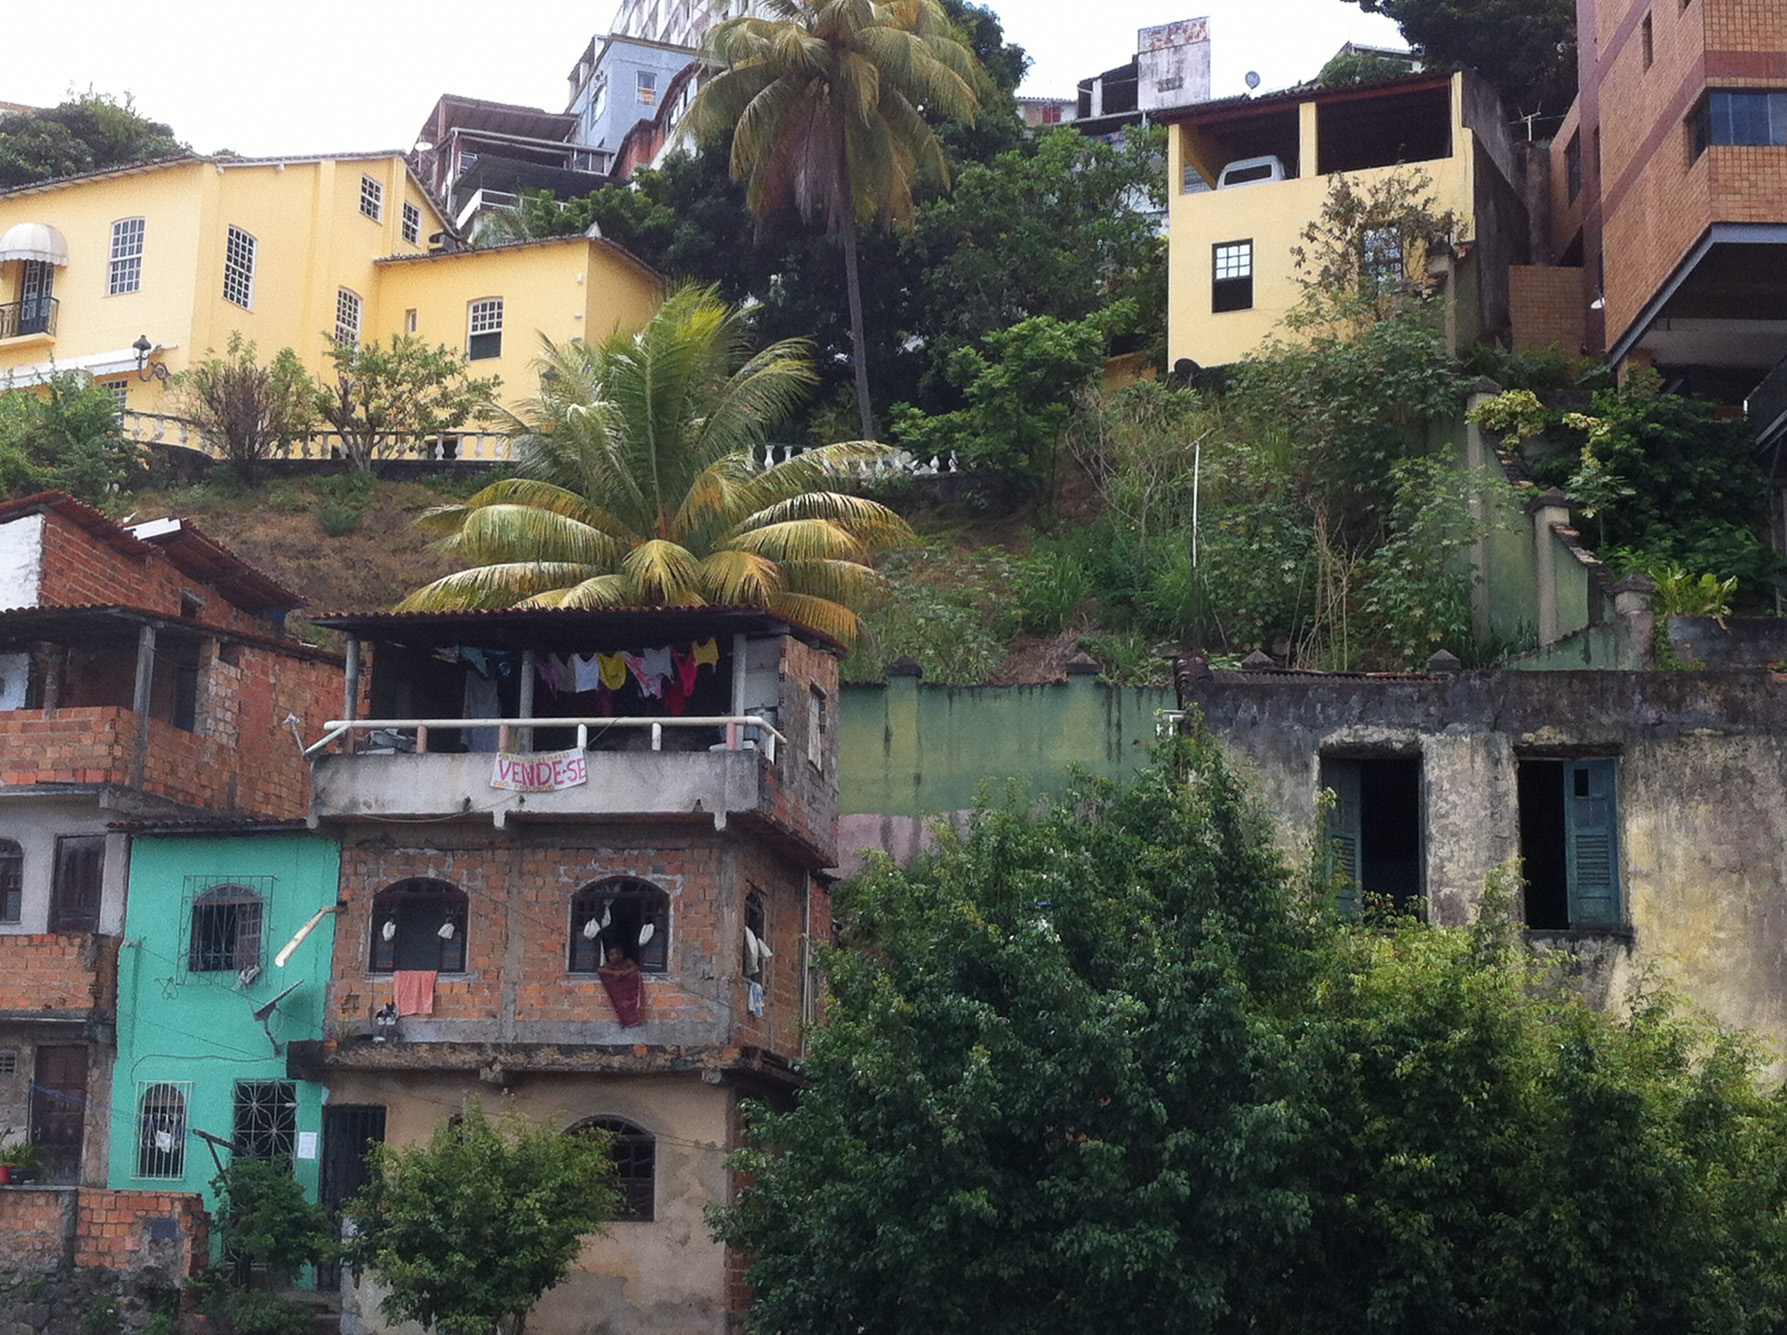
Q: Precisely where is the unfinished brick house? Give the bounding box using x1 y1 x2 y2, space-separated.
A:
286 605 839 1335
0 490 340 1188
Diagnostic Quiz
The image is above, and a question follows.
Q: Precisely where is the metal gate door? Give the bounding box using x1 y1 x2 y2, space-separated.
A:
30 1044 88 1184
317 1104 386 1289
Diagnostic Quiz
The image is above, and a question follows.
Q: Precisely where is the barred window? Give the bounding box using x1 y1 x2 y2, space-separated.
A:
189 884 264 973
569 878 668 973
371 879 467 973
137 1082 189 1179
402 200 421 245
223 226 256 309
0 1050 16 1076
100 379 129 417
360 175 384 221
233 1080 298 1163
335 288 362 346
0 839 19 923
571 1117 655 1220
108 218 145 295
467 298 503 360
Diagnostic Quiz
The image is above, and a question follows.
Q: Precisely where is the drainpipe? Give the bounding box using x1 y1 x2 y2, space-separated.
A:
131 622 156 788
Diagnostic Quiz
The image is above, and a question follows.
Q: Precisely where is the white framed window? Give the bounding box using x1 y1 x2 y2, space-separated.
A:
335 288 362 346
222 226 256 309
108 218 145 295
638 71 657 107
402 200 421 245
404 308 418 334
135 1080 190 1179
360 174 384 222
467 297 503 360
1212 239 1253 313
100 378 129 418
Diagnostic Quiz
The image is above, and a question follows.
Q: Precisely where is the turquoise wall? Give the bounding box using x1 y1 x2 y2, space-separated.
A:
839 676 1176 817
110 833 340 1214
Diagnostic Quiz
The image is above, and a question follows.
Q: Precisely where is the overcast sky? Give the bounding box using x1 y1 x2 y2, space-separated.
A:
3 1 1406 158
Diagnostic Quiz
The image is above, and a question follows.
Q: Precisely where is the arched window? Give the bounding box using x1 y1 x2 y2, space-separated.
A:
137 1082 188 1179
188 884 263 973
570 1116 654 1221
568 879 668 974
371 879 467 973
0 839 21 923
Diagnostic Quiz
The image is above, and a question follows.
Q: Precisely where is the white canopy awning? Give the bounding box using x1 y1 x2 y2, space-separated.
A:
0 222 69 266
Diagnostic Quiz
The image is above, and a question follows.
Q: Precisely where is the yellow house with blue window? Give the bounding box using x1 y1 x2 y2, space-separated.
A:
0 152 661 431
1161 70 1528 368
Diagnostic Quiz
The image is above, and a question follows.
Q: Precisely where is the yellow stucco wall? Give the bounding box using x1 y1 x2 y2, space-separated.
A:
0 157 661 423
1166 74 1478 367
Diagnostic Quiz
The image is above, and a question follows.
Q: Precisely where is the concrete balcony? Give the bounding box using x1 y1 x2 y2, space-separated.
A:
307 716 782 827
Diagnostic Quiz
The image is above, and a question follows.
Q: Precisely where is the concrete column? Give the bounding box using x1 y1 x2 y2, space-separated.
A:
517 648 537 752
1529 487 1572 645
131 622 156 787
1298 100 1318 177
343 637 360 756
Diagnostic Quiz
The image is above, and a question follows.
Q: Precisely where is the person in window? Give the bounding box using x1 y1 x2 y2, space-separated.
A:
598 945 644 1027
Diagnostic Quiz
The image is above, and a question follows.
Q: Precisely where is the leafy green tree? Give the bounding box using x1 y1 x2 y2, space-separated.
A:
1340 0 1577 114
721 745 1787 1335
399 287 910 644
174 334 317 484
892 309 1112 487
314 334 499 472
1315 48 1416 85
343 1101 617 1335
0 371 137 503
0 91 184 189
688 0 984 439
211 1157 335 1285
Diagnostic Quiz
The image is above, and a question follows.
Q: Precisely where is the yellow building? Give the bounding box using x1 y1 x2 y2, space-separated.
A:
0 152 661 447
1162 70 1527 368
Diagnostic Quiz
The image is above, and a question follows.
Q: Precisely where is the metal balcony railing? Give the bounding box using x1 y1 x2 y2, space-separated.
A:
304 714 786 762
0 297 57 339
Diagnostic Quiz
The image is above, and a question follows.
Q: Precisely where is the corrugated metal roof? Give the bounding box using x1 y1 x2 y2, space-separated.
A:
0 603 343 663
310 604 846 654
1154 68 1456 126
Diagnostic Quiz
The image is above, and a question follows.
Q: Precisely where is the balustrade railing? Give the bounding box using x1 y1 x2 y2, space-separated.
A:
0 297 57 339
120 411 514 462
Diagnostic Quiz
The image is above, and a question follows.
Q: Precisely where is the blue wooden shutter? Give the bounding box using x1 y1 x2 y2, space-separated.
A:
1324 760 1363 918
1565 758 1621 929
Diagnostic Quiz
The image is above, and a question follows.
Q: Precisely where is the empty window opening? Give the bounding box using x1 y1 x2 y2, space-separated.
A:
1518 758 1621 930
1565 131 1583 202
0 838 20 922
1316 84 1452 174
233 1080 298 1163
571 1117 655 1220
1641 13 1654 69
1323 757 1423 917
50 835 104 932
137 1081 188 1179
569 878 669 973
371 879 467 973
189 885 264 973
1212 239 1254 313
744 888 768 982
150 636 202 732
1190 105 1300 185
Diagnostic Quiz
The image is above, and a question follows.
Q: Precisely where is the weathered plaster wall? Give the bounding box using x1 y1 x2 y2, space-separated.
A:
327 1072 735 1335
1183 668 1787 1063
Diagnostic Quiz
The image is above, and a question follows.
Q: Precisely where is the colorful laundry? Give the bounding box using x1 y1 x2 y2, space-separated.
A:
598 651 628 690
692 637 719 669
572 652 605 692
623 651 663 698
642 645 674 685
674 646 698 695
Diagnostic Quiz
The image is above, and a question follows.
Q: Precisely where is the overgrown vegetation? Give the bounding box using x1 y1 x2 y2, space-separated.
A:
0 371 138 503
0 90 184 189
719 741 1787 1335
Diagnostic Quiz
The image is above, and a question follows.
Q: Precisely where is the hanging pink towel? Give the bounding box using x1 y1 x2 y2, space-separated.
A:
674 646 698 695
598 962 645 1026
623 652 663 698
393 970 436 1017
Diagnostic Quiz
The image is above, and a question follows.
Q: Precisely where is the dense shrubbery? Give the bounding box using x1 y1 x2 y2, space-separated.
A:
0 371 139 504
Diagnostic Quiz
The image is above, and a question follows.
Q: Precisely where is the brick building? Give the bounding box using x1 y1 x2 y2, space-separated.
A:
1517 0 1787 418
0 491 340 1188
285 605 840 1335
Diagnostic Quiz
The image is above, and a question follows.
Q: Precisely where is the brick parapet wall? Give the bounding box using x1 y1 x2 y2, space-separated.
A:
0 708 134 788
0 933 118 1014
0 1186 207 1277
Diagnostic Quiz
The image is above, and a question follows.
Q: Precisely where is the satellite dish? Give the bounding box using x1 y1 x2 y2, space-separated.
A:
1245 71 1262 91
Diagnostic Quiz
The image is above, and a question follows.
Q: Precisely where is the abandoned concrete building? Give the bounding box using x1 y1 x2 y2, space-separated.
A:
289 605 840 1335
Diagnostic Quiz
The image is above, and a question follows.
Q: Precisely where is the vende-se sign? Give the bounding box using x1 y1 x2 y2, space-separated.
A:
490 748 588 792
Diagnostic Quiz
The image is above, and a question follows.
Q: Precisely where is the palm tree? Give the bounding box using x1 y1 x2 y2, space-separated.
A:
397 287 911 646
687 0 982 440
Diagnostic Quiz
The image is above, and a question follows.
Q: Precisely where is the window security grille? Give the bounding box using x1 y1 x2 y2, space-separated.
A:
574 1118 655 1220
233 1080 298 1162
180 875 275 980
569 879 669 973
136 1081 189 1179
0 1049 16 1077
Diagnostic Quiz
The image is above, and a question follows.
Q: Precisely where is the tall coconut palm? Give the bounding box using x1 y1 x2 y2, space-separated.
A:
397 286 911 646
687 0 982 440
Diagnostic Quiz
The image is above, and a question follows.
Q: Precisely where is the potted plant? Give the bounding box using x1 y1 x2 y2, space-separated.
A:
0 1138 44 1185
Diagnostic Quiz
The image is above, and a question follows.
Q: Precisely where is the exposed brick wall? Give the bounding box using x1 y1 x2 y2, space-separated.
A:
763 639 841 867
1510 265 1589 354
0 708 134 788
327 825 821 1064
0 933 117 1013
0 1187 206 1277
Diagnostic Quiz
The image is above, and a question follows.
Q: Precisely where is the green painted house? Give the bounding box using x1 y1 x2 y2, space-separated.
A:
108 827 340 1216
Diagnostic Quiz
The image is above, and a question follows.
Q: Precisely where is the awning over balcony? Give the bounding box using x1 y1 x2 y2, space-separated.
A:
0 221 69 266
